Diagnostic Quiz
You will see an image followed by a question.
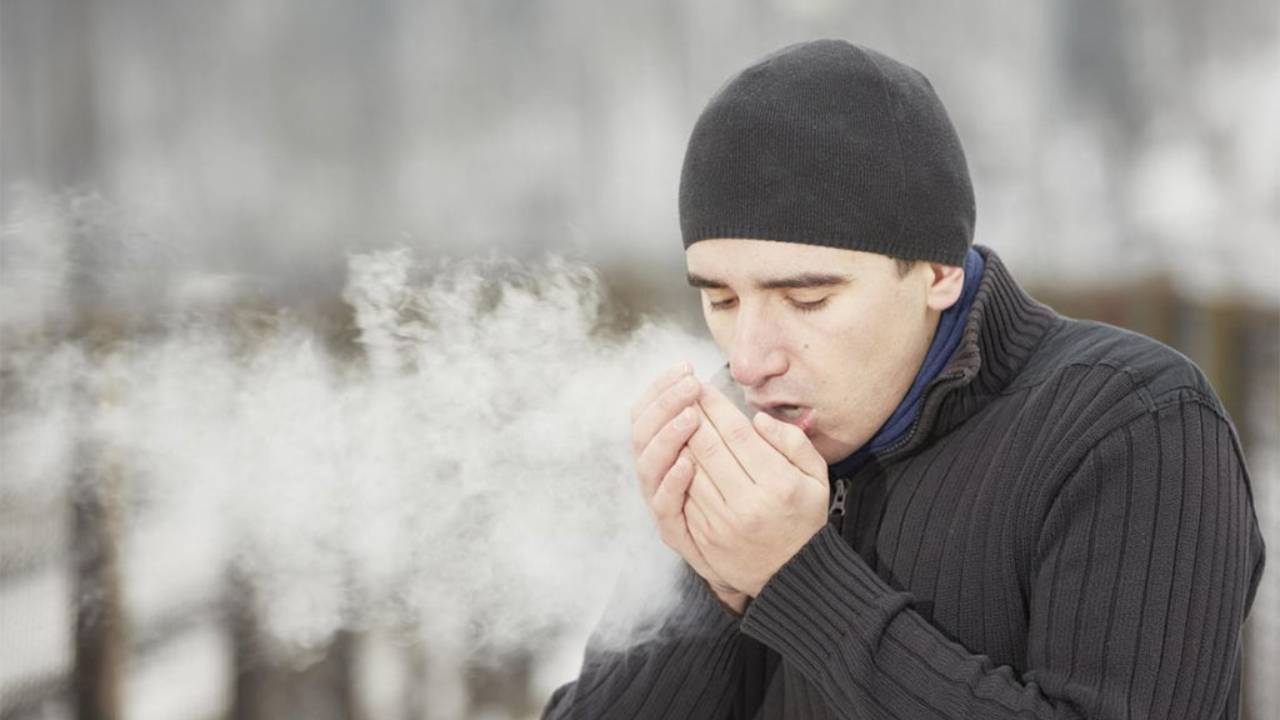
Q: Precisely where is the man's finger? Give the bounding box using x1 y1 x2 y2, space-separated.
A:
651 448 696 521
686 460 731 533
686 402 756 511
684 494 715 551
752 411 828 482
636 408 700 499
697 383 800 491
631 373 702 458
629 361 692 424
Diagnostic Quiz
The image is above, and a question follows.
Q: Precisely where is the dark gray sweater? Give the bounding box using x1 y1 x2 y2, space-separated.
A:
545 246 1266 719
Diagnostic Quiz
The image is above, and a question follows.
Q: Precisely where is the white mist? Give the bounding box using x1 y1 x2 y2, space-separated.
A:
1 198 728 717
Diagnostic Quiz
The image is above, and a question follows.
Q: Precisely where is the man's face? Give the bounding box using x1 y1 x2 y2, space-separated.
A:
685 239 943 464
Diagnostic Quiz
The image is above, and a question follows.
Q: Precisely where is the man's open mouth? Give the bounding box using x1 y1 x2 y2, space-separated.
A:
770 404 806 419
760 404 816 434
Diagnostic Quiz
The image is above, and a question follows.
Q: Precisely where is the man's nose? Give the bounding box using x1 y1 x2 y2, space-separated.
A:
727 307 788 388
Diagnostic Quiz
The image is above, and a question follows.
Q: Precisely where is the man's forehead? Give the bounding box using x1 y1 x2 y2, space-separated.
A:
686 270 852 291
684 238 872 288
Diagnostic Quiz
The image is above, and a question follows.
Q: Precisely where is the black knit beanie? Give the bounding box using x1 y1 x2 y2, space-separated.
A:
679 39 974 266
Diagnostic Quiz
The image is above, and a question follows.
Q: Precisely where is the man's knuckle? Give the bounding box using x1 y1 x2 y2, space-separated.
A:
660 416 688 443
681 513 700 536
660 462 681 487
659 383 687 412
689 436 715 460
726 423 755 446
778 481 800 504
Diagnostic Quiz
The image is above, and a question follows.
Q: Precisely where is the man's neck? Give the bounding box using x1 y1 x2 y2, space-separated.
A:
828 247 986 476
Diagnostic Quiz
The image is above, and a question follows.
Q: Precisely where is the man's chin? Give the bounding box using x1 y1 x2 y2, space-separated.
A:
809 433 864 467
809 435 842 466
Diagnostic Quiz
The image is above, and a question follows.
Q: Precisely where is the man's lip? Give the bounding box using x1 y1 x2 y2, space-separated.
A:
752 403 816 434
746 398 804 410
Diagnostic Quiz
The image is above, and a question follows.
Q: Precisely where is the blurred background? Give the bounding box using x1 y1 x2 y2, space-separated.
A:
1 1 1277 718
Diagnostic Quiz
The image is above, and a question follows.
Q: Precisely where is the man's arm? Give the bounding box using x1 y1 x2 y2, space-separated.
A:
739 399 1265 719
543 566 743 719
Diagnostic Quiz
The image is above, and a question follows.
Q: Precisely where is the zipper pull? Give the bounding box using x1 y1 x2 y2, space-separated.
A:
829 477 848 518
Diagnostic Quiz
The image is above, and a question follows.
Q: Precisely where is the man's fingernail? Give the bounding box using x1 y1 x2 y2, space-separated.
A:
679 376 699 394
674 407 696 428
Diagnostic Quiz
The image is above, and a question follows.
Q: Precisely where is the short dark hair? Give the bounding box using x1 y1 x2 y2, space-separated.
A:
894 258 917 278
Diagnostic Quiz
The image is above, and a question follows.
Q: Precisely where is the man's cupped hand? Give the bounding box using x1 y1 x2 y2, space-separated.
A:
631 365 830 613
681 383 830 600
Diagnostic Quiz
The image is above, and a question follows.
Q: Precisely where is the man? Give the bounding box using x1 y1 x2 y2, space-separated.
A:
545 39 1265 719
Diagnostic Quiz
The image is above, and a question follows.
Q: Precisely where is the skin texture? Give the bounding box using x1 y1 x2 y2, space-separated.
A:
686 239 963 464
631 240 964 611
682 384 829 598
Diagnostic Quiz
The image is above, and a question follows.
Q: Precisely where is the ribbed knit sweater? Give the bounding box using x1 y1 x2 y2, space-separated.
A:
545 245 1266 719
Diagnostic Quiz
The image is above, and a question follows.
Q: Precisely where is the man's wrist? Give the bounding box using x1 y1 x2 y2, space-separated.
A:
709 584 750 615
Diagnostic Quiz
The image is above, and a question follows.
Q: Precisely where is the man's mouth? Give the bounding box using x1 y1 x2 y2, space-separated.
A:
758 404 816 434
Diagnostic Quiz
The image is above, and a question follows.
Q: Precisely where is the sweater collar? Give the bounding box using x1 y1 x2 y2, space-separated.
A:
831 245 1060 475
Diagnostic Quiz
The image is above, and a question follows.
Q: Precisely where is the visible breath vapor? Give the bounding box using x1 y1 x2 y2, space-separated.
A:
0 198 727 669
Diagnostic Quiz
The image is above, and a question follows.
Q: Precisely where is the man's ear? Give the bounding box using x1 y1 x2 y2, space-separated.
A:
924 262 965 312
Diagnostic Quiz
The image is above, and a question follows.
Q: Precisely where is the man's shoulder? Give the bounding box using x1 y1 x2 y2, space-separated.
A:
960 314 1241 497
1012 314 1224 422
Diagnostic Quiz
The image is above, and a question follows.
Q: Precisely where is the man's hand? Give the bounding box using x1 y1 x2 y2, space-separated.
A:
631 363 749 612
683 384 830 598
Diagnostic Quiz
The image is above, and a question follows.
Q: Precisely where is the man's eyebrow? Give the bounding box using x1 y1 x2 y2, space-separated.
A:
686 272 851 290
758 273 852 290
686 272 728 289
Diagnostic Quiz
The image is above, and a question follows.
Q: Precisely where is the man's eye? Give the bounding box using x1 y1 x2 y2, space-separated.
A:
789 297 829 312
707 297 737 311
